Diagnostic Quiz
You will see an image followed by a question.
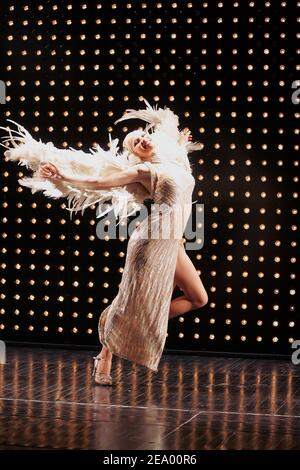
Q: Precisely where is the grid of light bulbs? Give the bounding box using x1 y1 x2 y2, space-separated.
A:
0 1 298 351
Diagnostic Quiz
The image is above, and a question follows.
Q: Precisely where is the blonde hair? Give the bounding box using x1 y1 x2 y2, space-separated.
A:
123 130 147 156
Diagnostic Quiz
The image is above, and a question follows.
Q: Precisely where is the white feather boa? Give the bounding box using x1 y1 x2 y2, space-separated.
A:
0 100 203 222
0 119 148 222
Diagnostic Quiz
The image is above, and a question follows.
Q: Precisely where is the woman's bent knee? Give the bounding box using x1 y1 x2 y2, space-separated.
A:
191 293 209 309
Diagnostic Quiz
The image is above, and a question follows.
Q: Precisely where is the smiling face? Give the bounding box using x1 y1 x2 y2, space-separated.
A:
123 130 155 161
132 134 154 159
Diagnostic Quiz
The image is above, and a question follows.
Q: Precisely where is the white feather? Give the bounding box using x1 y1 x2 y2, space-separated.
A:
115 98 204 163
1 120 148 221
1 102 203 220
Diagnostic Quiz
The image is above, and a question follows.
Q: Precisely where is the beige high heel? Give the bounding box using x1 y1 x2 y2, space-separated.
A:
92 355 113 386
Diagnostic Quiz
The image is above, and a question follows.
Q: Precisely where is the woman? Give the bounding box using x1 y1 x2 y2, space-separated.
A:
1 100 208 385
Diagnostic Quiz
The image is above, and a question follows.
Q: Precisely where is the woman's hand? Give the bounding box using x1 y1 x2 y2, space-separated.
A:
180 127 193 143
39 163 62 180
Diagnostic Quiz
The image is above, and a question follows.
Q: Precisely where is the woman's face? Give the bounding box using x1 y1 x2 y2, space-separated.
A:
131 133 155 160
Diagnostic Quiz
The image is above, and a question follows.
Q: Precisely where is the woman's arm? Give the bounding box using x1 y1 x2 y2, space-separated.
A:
39 163 150 190
62 167 142 190
178 128 193 145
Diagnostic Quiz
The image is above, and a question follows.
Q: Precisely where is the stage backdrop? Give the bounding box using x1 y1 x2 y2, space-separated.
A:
0 0 299 355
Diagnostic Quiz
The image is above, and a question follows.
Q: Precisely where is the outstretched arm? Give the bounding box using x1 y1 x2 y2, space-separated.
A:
39 163 149 190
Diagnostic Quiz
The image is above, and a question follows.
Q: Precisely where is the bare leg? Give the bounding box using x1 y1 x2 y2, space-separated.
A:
169 295 196 319
95 247 208 378
97 345 113 375
169 245 208 320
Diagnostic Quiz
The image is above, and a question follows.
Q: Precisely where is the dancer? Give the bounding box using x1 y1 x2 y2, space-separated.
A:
1 100 208 386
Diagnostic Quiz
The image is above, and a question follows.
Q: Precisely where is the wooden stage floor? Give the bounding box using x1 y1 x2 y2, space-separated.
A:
0 346 299 450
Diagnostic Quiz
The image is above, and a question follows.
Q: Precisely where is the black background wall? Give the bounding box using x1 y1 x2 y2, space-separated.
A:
0 0 299 355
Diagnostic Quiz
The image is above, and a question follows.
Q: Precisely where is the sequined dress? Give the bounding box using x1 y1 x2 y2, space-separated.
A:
98 161 195 372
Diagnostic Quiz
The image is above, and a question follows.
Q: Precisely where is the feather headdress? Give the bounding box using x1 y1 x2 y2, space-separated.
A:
115 99 204 173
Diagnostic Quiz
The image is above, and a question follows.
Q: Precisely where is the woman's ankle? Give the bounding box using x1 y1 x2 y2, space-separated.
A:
98 357 112 375
100 347 113 361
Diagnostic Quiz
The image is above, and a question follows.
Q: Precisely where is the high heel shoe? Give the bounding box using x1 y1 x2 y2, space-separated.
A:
92 355 113 386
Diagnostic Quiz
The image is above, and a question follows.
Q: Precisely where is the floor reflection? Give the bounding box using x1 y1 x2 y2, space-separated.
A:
0 347 299 449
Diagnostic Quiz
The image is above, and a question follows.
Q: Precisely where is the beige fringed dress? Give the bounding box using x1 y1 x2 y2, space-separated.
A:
98 160 195 372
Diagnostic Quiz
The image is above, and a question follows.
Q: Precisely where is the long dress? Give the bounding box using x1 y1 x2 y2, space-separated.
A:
98 160 196 372
0 112 201 373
